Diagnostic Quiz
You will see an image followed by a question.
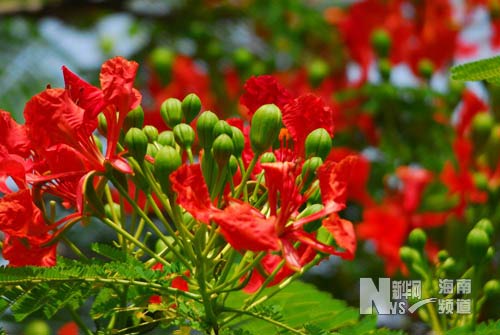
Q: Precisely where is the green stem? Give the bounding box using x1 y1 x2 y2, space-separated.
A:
234 154 259 199
221 307 306 335
69 307 93 335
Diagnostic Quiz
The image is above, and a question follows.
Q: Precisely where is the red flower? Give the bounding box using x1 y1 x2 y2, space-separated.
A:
172 155 358 271
0 110 29 157
0 189 49 237
3 233 57 267
239 75 293 117
358 166 448 274
58 322 79 335
282 94 335 156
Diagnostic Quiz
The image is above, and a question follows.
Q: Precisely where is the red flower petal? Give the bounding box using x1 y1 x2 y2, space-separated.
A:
282 94 335 156
62 65 105 120
212 201 280 252
2 234 57 267
317 155 358 212
322 214 356 260
0 110 29 157
170 164 216 223
240 75 293 117
99 56 141 113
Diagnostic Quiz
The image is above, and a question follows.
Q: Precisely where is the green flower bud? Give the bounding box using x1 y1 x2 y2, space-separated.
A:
212 134 234 167
305 128 332 160
124 105 144 131
301 157 323 191
466 228 490 264
213 120 233 138
408 228 427 251
473 172 489 191
486 246 495 262
173 124 195 149
471 113 493 151
378 58 391 81
371 29 391 58
182 93 202 124
441 257 457 273
260 152 277 163
150 47 174 83
232 47 253 71
437 250 449 263
486 125 500 168
400 246 420 265
161 98 183 128
25 320 51 335
155 146 182 191
143 125 159 142
418 59 434 80
157 130 175 147
231 126 245 157
308 59 329 87
475 218 494 239
147 143 159 158
197 111 219 149
98 113 107 136
250 104 282 155
104 202 121 221
229 155 239 175
484 279 500 298
124 127 148 161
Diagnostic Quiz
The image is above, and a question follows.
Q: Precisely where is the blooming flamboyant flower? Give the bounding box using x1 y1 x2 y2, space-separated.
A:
357 166 448 274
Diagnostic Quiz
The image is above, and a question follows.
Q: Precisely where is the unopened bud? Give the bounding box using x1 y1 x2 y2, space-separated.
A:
466 228 490 264
197 111 219 149
437 250 449 263
213 120 233 138
157 130 175 147
147 143 159 158
124 105 144 131
418 59 434 80
161 98 183 128
471 113 493 151
260 152 277 163
301 157 323 191
104 202 121 221
486 125 500 169
155 146 182 190
173 124 195 149
408 228 427 251
305 128 332 160
150 47 174 83
484 279 500 298
378 58 391 81
142 125 159 143
182 93 202 124
231 126 245 157
232 47 253 71
308 59 329 87
212 134 234 167
371 29 391 58
250 104 282 155
124 127 148 161
475 218 494 239
229 155 239 175
400 246 420 265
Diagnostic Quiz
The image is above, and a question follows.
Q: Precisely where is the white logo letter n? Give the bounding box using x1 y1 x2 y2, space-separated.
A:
360 278 391 315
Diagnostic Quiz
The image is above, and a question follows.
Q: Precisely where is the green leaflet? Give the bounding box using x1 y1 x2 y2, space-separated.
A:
451 56 500 84
446 319 500 335
226 281 402 334
0 248 179 322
